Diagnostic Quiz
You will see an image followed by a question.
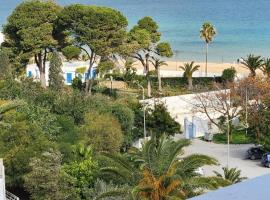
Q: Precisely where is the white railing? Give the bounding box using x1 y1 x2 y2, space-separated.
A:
6 191 19 200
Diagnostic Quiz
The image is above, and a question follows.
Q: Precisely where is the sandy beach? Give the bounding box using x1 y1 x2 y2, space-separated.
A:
132 60 251 75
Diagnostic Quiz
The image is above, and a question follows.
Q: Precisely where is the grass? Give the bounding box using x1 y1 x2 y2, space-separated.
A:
213 130 254 144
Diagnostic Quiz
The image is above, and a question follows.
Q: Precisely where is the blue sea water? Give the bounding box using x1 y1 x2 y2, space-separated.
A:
1 0 270 62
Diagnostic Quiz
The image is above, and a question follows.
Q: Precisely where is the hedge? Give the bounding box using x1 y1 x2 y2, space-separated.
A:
104 73 222 88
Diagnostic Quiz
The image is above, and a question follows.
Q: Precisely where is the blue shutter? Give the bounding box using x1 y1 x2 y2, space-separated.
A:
85 72 89 81
66 73 72 84
28 71 32 77
92 69 97 78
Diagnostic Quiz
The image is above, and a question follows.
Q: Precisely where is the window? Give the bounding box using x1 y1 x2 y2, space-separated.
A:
28 71 32 77
85 73 89 81
66 73 72 84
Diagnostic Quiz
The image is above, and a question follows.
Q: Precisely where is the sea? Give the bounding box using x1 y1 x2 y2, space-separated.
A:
1 0 270 62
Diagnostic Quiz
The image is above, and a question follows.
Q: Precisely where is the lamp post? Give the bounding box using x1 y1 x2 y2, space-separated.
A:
137 83 146 139
227 117 235 168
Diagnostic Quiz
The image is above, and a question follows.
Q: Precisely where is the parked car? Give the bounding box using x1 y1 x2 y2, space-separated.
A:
261 153 270 168
246 146 265 160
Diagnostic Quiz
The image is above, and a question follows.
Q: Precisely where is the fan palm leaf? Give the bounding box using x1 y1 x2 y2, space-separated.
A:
179 61 200 89
200 23 217 44
262 58 270 77
214 167 247 184
175 154 218 179
150 58 168 92
241 54 264 77
100 153 140 185
102 136 227 200
200 22 216 76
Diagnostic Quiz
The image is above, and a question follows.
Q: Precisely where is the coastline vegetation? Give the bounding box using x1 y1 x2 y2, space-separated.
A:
0 0 270 200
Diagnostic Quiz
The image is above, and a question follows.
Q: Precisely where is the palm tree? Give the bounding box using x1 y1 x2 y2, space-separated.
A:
241 54 264 77
180 61 200 90
0 100 24 127
150 58 168 92
101 136 229 199
214 167 247 184
200 22 217 77
98 153 140 200
262 58 270 78
87 179 128 200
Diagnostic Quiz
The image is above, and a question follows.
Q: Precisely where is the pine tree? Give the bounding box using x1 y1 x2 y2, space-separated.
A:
49 52 64 91
0 51 11 79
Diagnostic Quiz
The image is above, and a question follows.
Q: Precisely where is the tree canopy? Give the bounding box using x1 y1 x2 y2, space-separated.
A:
56 4 128 93
3 0 62 87
124 17 173 97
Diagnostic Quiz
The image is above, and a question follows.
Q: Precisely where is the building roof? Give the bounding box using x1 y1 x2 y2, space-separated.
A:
189 173 270 200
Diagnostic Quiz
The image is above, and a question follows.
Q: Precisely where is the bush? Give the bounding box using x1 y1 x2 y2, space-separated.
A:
72 77 83 91
213 130 254 144
63 145 98 198
105 73 222 88
110 104 135 147
52 91 88 124
146 102 181 139
80 112 123 153
24 150 79 200
221 67 237 82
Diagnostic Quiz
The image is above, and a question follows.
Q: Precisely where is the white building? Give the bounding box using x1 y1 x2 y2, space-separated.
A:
0 32 4 45
0 159 5 200
0 159 19 200
142 91 229 139
26 61 97 86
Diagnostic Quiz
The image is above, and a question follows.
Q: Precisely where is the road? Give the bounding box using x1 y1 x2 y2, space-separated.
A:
180 138 270 179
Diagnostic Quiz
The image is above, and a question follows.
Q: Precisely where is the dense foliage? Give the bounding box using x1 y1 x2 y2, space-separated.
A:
2 1 266 200
49 52 64 91
146 102 181 139
221 67 237 82
3 0 62 87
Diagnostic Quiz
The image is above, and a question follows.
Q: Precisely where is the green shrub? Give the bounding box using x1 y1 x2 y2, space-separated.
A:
213 130 254 144
110 104 135 148
221 67 237 82
146 102 181 139
105 73 222 88
72 77 83 91
80 112 123 153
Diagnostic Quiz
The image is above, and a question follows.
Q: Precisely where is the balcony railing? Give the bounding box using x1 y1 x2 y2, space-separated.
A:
6 191 19 200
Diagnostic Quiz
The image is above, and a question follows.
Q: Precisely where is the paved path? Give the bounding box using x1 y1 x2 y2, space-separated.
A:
181 138 270 178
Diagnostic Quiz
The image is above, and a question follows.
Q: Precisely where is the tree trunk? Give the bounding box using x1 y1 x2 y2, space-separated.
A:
205 43 208 77
40 72 46 88
35 52 46 88
85 52 95 96
188 77 193 90
250 70 256 77
85 67 93 95
157 66 162 92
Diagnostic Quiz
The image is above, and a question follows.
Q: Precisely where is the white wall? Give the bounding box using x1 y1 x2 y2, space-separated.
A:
0 32 4 45
26 61 97 86
141 91 225 138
